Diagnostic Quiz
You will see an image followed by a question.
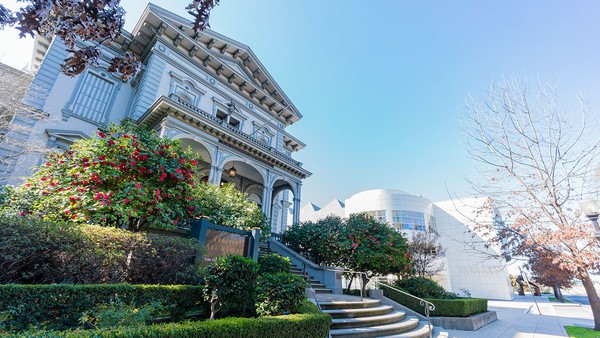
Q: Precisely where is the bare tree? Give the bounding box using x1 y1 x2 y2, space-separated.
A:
463 76 600 329
408 231 446 278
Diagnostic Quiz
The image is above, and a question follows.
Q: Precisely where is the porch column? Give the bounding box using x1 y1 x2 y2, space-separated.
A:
208 165 221 185
292 184 302 225
262 185 272 219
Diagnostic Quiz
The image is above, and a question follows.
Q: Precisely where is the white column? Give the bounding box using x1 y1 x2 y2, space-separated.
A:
293 184 302 225
262 185 272 218
208 165 221 185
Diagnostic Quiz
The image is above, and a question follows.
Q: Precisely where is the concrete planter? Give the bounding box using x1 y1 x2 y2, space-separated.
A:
430 311 497 331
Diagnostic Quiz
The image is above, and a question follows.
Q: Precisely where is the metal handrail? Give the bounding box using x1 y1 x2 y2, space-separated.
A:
372 278 435 338
330 269 370 301
303 269 324 312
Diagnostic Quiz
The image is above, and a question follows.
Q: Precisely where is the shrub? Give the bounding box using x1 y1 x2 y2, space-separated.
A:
396 276 458 299
0 284 204 332
2 300 331 338
202 255 259 319
4 120 203 231
255 273 307 316
79 299 164 329
0 217 202 285
382 284 487 317
258 253 291 275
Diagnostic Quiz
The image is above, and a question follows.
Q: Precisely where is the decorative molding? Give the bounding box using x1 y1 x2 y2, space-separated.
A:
220 43 228 54
173 34 183 47
202 55 212 67
207 38 215 49
188 45 199 57
261 80 270 89
162 126 182 139
157 22 167 36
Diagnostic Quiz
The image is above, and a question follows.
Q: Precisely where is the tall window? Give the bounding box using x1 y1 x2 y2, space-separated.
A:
366 210 386 222
71 73 114 123
392 210 430 232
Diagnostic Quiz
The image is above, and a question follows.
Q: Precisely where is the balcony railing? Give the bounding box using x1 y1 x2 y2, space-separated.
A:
170 95 303 168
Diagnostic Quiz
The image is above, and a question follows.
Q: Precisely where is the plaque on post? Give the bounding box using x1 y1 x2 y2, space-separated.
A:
190 218 260 265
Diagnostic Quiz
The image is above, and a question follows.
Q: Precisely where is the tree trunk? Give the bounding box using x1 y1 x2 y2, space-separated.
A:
346 275 354 293
581 271 600 330
552 282 564 303
360 274 369 297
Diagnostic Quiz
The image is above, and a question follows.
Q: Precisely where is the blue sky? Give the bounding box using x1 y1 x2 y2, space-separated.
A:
1 1 599 206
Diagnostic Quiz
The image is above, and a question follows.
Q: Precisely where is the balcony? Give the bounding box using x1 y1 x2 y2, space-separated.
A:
137 95 311 179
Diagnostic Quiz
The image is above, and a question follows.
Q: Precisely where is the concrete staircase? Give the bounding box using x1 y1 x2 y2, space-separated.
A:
259 242 332 294
319 295 433 338
259 241 435 337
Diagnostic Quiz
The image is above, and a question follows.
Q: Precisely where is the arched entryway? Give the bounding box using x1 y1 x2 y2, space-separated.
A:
271 179 297 233
177 137 212 182
220 160 265 208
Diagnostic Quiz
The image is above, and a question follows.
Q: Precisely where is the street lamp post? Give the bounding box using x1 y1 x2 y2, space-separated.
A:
580 198 600 241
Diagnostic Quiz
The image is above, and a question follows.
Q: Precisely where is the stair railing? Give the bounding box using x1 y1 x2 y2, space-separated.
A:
372 277 435 338
324 269 370 301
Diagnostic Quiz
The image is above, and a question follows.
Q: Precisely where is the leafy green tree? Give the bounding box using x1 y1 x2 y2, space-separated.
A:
196 182 270 237
202 255 258 319
255 273 307 316
341 213 413 290
282 215 345 265
283 213 413 292
5 120 202 231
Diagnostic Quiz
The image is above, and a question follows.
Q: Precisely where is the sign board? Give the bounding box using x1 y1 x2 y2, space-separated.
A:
190 218 260 265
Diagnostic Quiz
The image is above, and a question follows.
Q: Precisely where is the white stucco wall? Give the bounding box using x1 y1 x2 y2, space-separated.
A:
301 189 515 300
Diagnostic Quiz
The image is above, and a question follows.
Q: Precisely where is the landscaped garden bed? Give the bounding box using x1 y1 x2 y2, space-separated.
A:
1 300 330 338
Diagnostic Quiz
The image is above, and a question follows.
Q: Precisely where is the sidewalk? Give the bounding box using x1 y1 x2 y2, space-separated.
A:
441 294 594 338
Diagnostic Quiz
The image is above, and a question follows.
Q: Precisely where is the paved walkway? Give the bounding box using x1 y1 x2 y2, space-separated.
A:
441 294 594 338
313 293 595 337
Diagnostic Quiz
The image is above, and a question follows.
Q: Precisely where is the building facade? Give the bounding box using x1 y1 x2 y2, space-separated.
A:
301 189 514 300
0 4 311 233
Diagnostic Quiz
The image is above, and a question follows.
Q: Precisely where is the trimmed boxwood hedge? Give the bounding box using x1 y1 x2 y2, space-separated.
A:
3 301 331 338
382 284 487 317
0 284 205 331
0 218 202 285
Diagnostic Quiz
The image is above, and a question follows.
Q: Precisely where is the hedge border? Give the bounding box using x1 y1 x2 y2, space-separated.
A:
382 285 487 317
0 284 205 331
3 300 331 338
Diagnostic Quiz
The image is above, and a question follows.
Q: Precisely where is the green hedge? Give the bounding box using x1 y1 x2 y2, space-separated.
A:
0 284 205 331
3 301 331 338
382 285 487 317
0 217 202 285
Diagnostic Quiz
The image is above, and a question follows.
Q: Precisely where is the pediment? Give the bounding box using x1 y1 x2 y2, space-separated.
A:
128 4 302 126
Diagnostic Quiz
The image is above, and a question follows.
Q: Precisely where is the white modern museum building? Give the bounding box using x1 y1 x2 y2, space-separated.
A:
301 189 515 300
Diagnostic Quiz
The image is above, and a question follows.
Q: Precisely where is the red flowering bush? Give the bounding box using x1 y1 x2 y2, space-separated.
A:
282 213 413 291
9 120 202 231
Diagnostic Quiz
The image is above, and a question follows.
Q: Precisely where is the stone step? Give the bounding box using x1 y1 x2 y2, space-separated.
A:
314 288 333 294
310 283 326 288
330 316 420 338
380 321 434 338
320 299 381 310
331 310 406 330
324 305 394 319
